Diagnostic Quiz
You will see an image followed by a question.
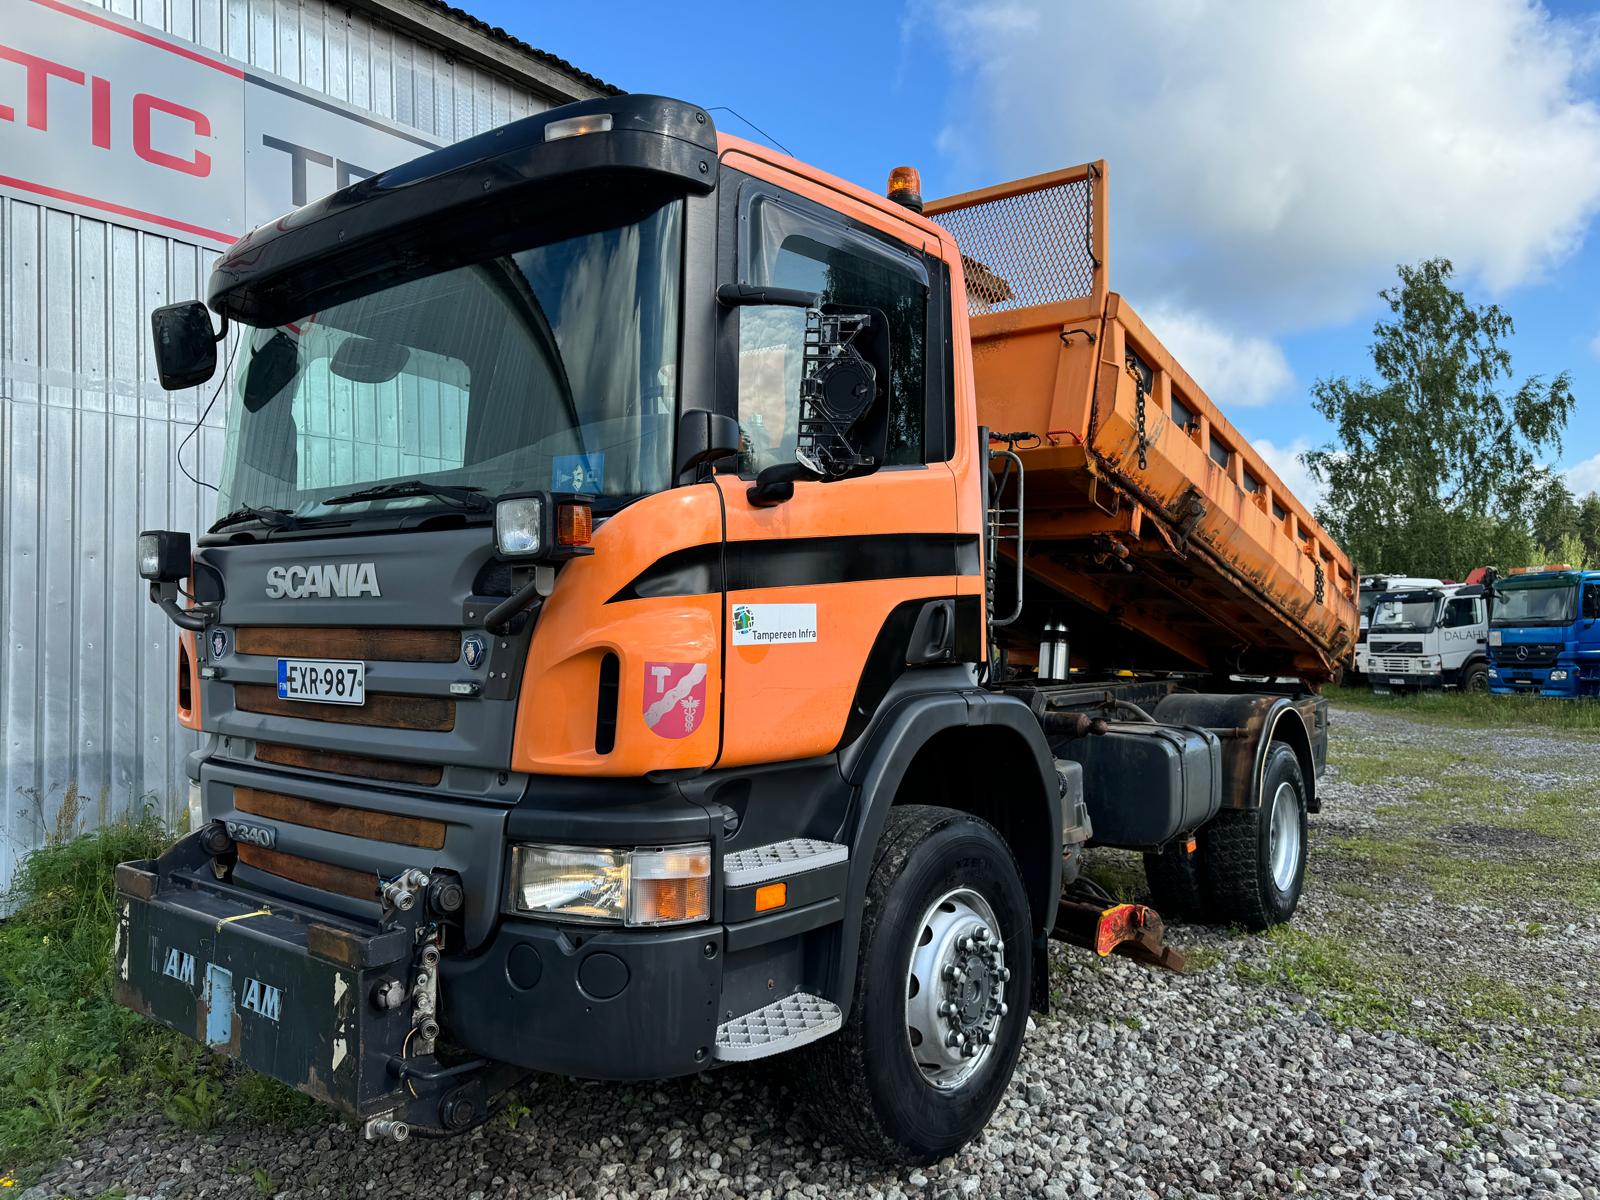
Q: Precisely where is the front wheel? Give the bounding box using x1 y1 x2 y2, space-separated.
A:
797 806 1033 1164
1202 742 1308 930
1459 661 1490 693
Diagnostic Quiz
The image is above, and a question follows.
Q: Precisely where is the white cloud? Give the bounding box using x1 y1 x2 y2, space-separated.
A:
927 1 1600 333
1566 451 1600 498
1253 436 1326 510
1141 302 1293 407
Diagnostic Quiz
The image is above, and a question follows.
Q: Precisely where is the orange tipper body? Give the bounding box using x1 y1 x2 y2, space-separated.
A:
122 97 1340 1160
925 164 1356 682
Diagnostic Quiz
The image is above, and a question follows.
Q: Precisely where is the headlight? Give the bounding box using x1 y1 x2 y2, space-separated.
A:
137 529 191 582
509 842 711 926
1550 670 1569 681
495 497 544 557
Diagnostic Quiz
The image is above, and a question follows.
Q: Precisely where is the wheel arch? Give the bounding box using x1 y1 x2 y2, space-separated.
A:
1152 692 1321 815
833 689 1062 1017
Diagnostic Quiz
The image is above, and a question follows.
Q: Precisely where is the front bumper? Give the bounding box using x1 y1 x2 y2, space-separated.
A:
1369 669 1443 693
113 839 418 1122
1489 665 1581 697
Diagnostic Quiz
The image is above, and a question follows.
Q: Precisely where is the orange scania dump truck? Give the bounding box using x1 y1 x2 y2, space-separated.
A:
121 96 1356 1162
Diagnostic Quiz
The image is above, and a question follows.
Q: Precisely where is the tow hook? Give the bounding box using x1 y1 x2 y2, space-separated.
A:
1052 898 1186 972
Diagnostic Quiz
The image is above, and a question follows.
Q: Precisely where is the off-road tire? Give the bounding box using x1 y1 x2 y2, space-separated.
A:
1459 661 1490 693
1202 742 1307 930
796 805 1033 1164
1142 839 1211 922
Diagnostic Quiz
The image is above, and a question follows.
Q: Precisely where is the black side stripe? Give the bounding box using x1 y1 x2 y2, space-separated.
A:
608 533 981 603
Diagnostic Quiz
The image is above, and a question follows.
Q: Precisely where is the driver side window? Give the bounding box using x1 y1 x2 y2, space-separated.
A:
736 193 929 477
1442 598 1477 628
1584 585 1600 621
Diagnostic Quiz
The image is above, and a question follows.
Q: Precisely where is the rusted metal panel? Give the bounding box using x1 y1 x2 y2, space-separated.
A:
234 684 456 731
237 842 381 901
235 786 447 849
253 741 443 787
235 625 461 662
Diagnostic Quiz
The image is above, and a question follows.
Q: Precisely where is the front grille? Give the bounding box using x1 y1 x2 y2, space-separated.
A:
1369 640 1423 655
1371 656 1422 674
236 626 461 662
235 684 455 731
1492 644 1560 668
254 741 443 787
236 787 446 849
235 843 380 902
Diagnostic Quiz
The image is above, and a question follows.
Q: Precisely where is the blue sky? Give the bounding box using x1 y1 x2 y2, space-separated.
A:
476 1 1600 501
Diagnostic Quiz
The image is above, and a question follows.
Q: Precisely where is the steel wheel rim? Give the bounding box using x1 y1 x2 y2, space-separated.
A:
1268 780 1301 891
904 887 1009 1090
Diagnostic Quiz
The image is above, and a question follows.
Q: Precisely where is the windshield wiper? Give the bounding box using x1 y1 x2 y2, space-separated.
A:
209 504 300 533
321 479 491 511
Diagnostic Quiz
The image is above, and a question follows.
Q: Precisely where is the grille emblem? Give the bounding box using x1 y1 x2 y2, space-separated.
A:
462 636 486 670
1515 645 1529 661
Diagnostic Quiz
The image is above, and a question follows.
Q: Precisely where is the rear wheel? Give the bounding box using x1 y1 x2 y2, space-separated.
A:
797 806 1032 1164
1202 742 1307 930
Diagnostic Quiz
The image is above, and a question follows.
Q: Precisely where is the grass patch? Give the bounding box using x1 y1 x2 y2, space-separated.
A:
1233 926 1410 1030
0 814 321 1178
1078 851 1147 903
1332 687 1600 732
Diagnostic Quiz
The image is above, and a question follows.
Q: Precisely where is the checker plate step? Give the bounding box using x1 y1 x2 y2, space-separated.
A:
722 838 847 887
714 992 842 1062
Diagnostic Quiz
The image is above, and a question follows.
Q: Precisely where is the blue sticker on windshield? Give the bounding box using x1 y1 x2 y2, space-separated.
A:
553 452 604 494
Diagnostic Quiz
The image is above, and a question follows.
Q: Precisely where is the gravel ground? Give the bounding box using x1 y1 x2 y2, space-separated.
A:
25 704 1600 1200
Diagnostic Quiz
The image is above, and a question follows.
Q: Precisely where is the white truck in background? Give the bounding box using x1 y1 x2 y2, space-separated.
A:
1355 575 1444 679
1366 583 1492 693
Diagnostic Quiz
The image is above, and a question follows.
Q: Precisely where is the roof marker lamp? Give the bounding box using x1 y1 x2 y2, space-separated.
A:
544 113 613 142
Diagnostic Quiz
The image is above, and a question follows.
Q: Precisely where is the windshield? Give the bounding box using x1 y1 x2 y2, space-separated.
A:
215 196 684 521
1370 595 1441 633
1492 583 1577 626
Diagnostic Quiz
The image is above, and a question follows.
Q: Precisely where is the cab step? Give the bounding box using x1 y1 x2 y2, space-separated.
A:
713 992 843 1062
723 838 847 887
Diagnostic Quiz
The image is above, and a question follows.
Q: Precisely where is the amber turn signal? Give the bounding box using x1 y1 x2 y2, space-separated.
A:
753 882 787 913
557 502 593 546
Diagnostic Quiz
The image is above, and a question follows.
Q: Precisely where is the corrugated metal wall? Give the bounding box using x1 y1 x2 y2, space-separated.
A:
1 0 553 891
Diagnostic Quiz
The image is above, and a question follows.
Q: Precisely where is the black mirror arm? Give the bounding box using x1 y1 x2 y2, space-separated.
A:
747 462 815 508
212 312 230 342
716 283 821 309
149 581 213 632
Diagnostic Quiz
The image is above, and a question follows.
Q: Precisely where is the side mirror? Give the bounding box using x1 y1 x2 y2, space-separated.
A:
677 408 742 475
150 301 220 390
793 305 890 481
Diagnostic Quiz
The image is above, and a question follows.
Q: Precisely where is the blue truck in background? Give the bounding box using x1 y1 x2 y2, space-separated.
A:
1488 568 1600 698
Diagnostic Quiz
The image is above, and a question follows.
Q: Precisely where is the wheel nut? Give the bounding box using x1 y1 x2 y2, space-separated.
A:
975 927 989 941
1000 967 1011 982
998 1001 1009 1016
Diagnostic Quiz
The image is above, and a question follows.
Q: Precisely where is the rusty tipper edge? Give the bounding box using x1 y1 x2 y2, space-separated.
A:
122 94 1343 1164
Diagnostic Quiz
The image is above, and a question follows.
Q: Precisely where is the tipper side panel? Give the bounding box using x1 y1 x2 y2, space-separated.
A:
927 166 1357 681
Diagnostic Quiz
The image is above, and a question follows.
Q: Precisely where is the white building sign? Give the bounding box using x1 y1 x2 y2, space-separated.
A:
0 0 441 245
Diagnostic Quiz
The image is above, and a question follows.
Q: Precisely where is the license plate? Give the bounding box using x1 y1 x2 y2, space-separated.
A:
277 658 366 705
1388 677 1406 686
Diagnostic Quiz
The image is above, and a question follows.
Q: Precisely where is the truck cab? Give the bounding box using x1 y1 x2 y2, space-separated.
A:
1354 575 1443 679
1489 568 1600 697
1366 583 1490 693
